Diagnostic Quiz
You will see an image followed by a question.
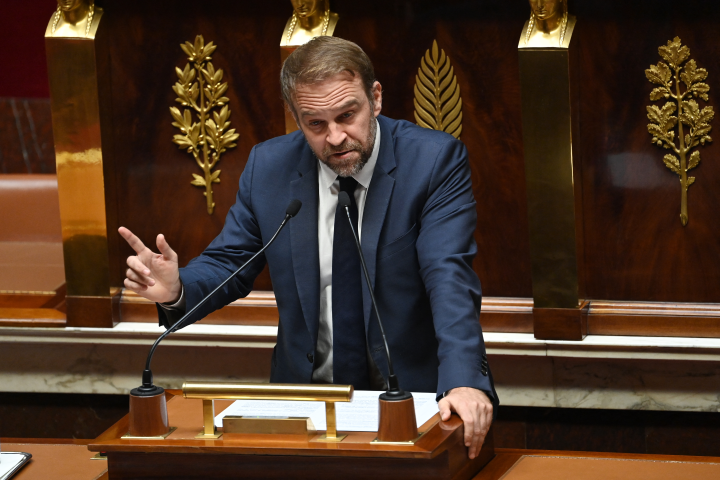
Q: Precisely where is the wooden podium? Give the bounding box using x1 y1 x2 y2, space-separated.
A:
89 392 494 479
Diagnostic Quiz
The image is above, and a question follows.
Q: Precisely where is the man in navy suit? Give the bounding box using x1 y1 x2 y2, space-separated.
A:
119 37 496 458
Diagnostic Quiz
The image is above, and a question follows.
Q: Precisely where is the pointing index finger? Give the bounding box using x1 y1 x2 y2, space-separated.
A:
118 226 148 255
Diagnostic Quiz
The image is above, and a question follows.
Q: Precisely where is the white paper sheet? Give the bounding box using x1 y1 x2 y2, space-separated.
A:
215 390 439 432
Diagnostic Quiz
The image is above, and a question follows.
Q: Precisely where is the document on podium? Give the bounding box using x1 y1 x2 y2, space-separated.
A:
215 390 439 431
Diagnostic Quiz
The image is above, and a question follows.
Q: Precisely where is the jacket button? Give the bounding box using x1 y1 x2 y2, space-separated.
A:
307 353 314 363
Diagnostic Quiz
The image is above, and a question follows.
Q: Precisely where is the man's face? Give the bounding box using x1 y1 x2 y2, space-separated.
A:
291 0 320 18
292 72 382 177
57 0 84 12
528 0 562 20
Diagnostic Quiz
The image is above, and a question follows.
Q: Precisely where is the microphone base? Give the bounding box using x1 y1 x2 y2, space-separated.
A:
377 393 418 442
128 387 170 438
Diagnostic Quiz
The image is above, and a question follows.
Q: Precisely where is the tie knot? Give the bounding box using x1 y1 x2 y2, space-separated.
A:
338 176 358 195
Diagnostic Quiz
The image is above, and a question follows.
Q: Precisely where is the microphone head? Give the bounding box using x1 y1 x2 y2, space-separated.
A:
338 191 351 208
286 199 302 217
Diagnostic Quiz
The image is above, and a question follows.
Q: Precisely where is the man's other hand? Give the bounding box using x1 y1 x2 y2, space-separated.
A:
438 387 493 459
118 227 182 304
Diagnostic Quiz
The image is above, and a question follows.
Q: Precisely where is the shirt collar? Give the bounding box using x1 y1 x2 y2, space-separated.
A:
318 118 381 190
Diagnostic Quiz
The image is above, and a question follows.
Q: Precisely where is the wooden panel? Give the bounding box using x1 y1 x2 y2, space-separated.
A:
574 1 720 303
120 290 279 325
0 98 55 174
481 298 534 333
533 302 589 341
122 290 529 332
101 0 532 298
92 394 495 479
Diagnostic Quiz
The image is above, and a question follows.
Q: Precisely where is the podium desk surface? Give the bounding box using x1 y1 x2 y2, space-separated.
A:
1 441 107 480
89 394 469 459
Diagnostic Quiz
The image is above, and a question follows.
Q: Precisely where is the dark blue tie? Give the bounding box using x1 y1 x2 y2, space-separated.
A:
332 177 370 389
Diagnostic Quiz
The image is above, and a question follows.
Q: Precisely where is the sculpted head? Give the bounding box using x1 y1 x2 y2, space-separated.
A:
528 0 565 21
291 0 325 18
57 0 87 12
281 37 382 177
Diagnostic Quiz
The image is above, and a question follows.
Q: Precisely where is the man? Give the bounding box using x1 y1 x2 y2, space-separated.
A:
120 37 497 459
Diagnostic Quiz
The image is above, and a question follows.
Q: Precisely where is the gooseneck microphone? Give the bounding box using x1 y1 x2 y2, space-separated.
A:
132 199 302 397
337 191 409 400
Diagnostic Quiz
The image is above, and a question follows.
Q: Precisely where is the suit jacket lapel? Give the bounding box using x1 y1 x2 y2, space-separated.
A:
360 116 396 327
290 146 321 345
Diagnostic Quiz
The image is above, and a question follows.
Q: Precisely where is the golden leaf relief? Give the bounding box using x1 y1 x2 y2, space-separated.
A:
646 37 713 226
413 40 462 139
170 35 239 215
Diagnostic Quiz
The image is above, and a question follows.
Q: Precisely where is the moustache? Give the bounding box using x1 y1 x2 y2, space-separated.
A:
322 139 363 158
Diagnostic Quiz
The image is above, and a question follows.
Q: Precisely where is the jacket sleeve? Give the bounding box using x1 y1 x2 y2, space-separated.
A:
158 146 267 328
416 139 498 406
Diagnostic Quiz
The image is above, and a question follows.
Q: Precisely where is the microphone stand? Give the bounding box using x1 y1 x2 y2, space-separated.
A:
338 192 418 443
126 200 302 438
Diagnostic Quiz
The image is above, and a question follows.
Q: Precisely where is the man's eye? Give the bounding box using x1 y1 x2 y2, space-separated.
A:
342 112 353 118
309 121 321 127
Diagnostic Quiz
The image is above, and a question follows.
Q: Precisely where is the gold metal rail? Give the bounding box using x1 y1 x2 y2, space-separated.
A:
182 382 354 442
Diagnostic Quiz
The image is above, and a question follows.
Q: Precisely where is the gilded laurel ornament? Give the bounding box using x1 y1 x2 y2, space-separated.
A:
646 36 713 226
170 35 239 215
414 40 462 139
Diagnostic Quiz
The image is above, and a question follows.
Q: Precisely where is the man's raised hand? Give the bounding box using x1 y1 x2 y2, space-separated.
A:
118 227 182 304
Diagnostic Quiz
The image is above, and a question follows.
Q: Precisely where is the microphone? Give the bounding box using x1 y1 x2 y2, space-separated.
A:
337 191 409 400
132 199 302 397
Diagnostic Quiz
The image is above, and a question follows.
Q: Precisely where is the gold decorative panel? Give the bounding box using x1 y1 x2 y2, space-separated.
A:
646 36 714 226
414 40 462 139
170 35 239 215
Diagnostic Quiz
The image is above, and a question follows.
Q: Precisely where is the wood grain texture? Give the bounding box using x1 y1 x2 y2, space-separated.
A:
573 1 720 303
533 302 589 341
128 392 169 437
377 396 418 442
0 98 56 174
76 0 720 337
99 0 533 299
91 394 495 479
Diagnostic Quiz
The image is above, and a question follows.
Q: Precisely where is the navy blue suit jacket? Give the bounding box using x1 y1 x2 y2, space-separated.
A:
164 115 497 401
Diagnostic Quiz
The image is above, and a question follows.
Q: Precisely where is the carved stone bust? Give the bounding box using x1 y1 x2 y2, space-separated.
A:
281 0 339 47
519 0 576 49
45 0 103 39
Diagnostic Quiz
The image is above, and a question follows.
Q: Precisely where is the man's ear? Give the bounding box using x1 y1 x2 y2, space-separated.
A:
372 81 383 117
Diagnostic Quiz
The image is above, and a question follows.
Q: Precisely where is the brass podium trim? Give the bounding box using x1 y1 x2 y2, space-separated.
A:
196 399 222 439
223 416 316 436
183 382 353 442
121 426 177 440
371 431 426 446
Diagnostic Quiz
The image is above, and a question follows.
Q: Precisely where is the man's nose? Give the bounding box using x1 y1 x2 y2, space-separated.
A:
326 123 347 146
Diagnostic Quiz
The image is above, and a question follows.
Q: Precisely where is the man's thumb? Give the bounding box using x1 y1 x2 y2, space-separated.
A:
156 234 177 261
438 399 452 421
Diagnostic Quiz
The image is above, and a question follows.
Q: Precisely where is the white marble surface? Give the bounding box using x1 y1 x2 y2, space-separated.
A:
3 324 720 412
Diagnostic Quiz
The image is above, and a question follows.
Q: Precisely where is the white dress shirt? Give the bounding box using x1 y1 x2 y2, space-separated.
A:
312 120 381 383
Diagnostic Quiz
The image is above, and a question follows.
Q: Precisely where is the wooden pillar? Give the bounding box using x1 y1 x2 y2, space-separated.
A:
518 16 586 340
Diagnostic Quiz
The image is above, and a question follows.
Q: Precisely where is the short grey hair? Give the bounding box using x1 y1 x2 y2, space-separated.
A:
280 36 376 111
